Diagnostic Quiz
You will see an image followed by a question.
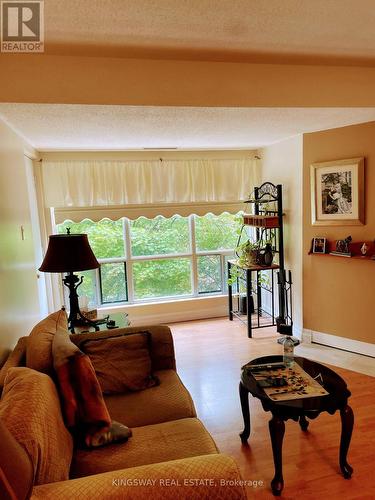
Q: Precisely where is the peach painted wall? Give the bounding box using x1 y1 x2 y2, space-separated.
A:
261 136 303 336
0 119 41 360
303 121 375 344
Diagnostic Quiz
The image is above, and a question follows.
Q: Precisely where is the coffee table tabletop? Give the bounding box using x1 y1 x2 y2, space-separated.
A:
239 355 354 496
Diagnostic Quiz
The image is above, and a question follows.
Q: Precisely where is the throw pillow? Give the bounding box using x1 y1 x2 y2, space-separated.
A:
52 327 117 447
0 336 27 393
26 309 68 375
80 332 159 394
0 367 73 485
0 418 33 500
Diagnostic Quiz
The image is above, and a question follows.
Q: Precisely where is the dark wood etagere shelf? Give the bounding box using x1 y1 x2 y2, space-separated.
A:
228 182 285 338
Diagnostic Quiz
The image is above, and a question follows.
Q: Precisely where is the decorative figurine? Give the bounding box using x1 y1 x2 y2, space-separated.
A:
336 235 352 254
330 236 352 257
360 242 369 256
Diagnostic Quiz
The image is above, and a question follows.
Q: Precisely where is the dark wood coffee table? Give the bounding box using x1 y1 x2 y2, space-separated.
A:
239 355 354 496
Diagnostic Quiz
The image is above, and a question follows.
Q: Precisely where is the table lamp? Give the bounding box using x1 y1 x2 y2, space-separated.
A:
39 229 103 333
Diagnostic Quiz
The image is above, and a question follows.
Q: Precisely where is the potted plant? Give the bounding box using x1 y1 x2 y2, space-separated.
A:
236 239 260 267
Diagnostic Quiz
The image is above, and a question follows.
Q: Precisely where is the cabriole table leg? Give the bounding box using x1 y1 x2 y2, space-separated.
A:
339 404 354 479
239 382 251 442
269 414 285 496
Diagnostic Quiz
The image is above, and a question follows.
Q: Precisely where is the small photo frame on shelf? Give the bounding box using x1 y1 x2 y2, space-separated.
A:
312 237 326 254
310 157 364 226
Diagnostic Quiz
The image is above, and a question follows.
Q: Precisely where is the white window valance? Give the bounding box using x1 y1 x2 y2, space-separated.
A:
41 158 259 222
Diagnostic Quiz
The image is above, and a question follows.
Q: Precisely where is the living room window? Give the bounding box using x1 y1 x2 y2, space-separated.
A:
57 212 240 307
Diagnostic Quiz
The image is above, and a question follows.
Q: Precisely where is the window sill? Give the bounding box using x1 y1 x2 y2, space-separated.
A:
98 294 228 326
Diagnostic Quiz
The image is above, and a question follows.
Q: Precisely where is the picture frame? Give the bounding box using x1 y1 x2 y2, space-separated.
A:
310 157 364 226
312 237 326 254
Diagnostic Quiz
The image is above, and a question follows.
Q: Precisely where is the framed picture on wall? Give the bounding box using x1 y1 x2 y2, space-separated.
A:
310 157 364 225
312 237 326 254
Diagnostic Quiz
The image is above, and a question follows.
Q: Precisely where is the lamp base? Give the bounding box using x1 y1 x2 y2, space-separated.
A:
63 272 108 333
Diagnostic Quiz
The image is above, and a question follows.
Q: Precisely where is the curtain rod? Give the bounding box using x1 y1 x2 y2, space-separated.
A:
24 152 42 162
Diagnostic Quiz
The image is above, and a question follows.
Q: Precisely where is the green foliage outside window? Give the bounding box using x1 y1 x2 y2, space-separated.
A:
195 213 239 251
197 255 222 293
130 216 190 256
58 219 124 258
57 212 240 304
133 258 192 299
100 263 127 303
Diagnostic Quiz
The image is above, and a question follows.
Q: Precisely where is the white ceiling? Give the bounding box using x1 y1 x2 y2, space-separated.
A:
1 104 375 151
43 0 375 64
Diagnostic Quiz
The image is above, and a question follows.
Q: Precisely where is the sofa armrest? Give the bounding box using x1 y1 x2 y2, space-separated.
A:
31 454 246 499
71 324 176 371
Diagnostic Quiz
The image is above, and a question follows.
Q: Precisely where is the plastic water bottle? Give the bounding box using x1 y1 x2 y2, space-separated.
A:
283 336 294 368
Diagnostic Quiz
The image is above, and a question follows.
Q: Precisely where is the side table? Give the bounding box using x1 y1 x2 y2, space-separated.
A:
74 312 130 334
239 355 354 496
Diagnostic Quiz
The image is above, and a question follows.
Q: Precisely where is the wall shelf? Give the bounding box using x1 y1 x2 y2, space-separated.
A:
309 240 375 260
242 214 280 228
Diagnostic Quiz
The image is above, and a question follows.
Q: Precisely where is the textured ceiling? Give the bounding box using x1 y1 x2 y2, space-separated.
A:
1 104 375 150
42 0 375 63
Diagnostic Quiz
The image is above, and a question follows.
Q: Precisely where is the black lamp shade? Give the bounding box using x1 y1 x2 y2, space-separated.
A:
39 234 100 273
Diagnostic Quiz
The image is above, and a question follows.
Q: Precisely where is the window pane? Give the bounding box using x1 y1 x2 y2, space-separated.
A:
63 270 97 309
195 213 240 251
224 254 236 292
100 263 127 303
130 216 190 256
58 219 124 259
198 255 222 294
133 258 192 299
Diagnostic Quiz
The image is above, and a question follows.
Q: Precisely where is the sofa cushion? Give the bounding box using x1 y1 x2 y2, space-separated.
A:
0 367 73 485
71 324 176 371
104 369 196 428
26 309 68 375
71 417 218 478
80 332 159 394
52 327 113 447
32 455 247 500
0 419 33 500
0 336 27 392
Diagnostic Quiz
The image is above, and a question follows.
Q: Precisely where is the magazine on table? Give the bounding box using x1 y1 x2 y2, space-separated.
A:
244 362 329 401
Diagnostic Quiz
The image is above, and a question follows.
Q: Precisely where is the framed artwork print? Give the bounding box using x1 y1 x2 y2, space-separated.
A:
310 157 364 226
312 237 326 254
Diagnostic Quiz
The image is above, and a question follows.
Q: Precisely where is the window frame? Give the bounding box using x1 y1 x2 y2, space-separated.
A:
59 213 238 307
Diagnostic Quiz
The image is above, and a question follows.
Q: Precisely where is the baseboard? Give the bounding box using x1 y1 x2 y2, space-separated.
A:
302 328 375 358
129 307 227 326
302 329 312 343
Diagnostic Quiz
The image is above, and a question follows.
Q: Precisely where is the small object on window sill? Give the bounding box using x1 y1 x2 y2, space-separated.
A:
106 319 118 329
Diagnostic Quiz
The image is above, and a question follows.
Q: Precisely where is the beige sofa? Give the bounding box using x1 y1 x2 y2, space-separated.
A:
0 312 246 499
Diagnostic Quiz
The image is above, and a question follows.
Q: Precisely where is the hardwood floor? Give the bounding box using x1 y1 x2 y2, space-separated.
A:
170 317 375 499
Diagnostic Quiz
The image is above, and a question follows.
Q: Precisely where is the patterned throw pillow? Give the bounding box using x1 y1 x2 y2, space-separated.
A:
52 328 132 449
80 332 159 394
52 327 111 430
